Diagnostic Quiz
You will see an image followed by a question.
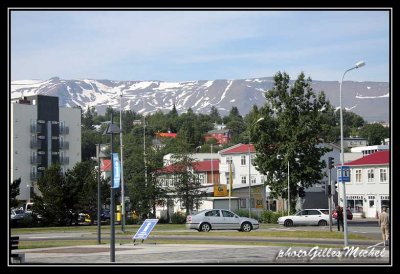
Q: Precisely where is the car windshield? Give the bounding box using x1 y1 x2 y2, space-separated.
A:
320 210 329 214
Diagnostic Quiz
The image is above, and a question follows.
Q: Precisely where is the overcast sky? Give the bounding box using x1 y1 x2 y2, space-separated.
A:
10 9 390 82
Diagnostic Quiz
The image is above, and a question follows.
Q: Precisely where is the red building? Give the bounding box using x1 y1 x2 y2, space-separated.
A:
204 129 231 145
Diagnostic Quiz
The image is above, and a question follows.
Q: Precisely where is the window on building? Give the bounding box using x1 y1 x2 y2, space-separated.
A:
251 154 255 165
380 169 387 182
367 169 374 182
241 175 247 184
347 195 363 213
241 155 246 166
266 197 277 211
380 195 390 212
239 199 247 208
225 173 230 185
251 176 256 185
226 157 232 164
355 169 362 183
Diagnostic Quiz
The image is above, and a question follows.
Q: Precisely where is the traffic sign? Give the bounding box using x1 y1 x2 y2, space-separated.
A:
337 166 350 182
132 219 158 240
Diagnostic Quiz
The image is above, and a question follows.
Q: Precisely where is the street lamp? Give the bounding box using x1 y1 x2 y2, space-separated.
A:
119 90 125 232
339 60 365 247
248 117 264 217
96 143 110 244
103 110 120 262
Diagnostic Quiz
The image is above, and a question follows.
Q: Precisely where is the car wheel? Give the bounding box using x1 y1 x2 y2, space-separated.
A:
284 219 293 227
318 220 328 226
200 222 211 232
241 222 252 232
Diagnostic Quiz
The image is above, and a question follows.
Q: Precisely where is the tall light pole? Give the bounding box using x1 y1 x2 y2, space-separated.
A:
97 144 101 244
103 110 120 262
339 60 365 246
248 117 264 217
287 160 290 216
119 91 125 232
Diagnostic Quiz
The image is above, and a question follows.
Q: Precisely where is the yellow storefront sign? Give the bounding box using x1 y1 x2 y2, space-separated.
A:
214 184 228 197
254 195 264 209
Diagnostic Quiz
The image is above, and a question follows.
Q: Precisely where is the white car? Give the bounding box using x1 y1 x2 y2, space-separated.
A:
277 209 336 227
186 209 260 232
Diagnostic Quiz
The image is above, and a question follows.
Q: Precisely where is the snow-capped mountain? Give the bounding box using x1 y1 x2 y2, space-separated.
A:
10 76 389 122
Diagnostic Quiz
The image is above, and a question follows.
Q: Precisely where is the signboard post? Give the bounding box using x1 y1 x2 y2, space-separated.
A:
112 153 120 188
132 219 159 244
337 166 350 183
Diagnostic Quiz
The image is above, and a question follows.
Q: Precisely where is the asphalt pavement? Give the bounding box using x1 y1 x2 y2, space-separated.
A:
10 242 391 265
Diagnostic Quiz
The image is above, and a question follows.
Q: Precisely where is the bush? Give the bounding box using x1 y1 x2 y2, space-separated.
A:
260 210 274 223
126 211 140 225
171 212 186 224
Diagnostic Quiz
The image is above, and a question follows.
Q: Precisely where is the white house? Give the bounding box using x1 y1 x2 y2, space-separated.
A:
219 144 269 212
337 150 390 218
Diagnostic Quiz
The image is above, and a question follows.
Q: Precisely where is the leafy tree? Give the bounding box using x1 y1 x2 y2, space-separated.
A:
225 107 246 144
82 106 96 130
169 151 205 215
359 123 389 145
32 165 77 226
65 161 110 225
81 129 103 161
254 72 333 209
10 178 21 208
209 106 222 124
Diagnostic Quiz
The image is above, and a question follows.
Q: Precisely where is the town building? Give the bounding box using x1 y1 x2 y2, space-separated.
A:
336 150 390 218
10 95 81 202
204 129 231 145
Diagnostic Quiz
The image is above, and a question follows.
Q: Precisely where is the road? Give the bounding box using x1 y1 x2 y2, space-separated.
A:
11 222 390 265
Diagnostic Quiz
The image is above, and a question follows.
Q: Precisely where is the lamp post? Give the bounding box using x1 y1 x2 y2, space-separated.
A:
248 117 264 217
103 110 120 262
287 160 290 216
96 144 101 244
339 60 365 247
119 91 125 232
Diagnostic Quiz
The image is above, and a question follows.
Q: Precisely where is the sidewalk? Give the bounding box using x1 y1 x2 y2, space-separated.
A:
10 243 390 265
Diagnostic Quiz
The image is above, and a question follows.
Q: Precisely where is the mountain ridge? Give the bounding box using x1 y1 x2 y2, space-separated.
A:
10 77 389 123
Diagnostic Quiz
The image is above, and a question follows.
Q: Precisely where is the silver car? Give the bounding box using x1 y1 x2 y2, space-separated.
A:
277 209 336 227
186 209 259 232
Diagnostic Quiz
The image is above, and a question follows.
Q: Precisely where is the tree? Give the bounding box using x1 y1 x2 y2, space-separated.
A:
65 161 110 225
82 106 96 130
10 178 21 208
359 123 389 145
32 165 78 226
169 146 205 215
225 107 246 144
254 72 333 209
209 106 222 124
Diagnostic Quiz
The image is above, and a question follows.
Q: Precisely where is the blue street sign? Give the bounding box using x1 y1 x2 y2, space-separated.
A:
132 219 159 240
112 153 120 188
337 166 350 182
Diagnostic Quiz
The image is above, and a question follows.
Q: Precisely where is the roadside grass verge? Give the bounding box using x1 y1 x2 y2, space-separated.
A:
11 223 280 234
152 231 370 240
18 239 342 250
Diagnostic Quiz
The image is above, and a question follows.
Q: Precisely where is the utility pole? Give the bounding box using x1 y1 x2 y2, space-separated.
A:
119 91 125 232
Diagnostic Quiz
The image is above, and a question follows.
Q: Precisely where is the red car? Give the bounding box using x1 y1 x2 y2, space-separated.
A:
332 208 353 220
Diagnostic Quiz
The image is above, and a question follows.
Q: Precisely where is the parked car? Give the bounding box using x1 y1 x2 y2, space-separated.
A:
186 209 259 232
11 209 26 221
277 209 336 227
332 208 353 220
100 210 111 223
